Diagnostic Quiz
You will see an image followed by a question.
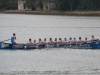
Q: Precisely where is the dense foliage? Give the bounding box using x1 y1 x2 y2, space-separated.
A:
56 0 100 11
0 0 17 10
0 0 100 11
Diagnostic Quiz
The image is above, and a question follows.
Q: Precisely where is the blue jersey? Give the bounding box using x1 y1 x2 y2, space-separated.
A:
11 36 15 43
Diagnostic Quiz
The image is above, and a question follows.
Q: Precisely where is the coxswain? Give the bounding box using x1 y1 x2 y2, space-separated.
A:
11 33 17 45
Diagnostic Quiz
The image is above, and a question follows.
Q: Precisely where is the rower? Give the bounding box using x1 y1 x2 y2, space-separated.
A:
44 38 47 44
91 35 95 41
11 33 17 45
91 35 99 42
73 37 77 43
27 38 32 44
68 37 73 44
33 39 37 45
64 38 68 44
38 38 43 44
91 35 95 43
59 38 63 44
49 38 53 44
25 38 32 44
78 37 82 43
55 38 58 44
44 38 47 47
84 37 90 43
25 39 36 49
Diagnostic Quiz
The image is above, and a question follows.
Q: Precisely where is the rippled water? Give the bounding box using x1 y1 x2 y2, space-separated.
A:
0 14 100 75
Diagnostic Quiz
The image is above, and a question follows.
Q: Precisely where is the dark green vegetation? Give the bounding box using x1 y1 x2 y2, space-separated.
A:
0 0 100 11
0 0 17 10
25 0 43 10
56 0 100 11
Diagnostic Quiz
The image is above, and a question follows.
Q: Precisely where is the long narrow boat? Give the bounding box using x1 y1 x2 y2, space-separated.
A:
0 41 100 50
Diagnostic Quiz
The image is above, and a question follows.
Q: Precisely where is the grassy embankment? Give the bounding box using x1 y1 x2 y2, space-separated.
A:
3 10 100 16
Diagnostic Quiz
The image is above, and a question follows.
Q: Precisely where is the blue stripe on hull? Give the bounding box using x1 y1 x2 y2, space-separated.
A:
0 42 100 50
0 42 2 49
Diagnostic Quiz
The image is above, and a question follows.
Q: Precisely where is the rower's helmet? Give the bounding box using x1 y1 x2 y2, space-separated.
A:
59 38 61 40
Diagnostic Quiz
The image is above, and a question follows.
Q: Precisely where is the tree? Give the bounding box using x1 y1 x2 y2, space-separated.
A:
78 0 100 10
69 0 74 11
38 0 43 10
25 0 36 10
0 0 17 10
56 0 70 11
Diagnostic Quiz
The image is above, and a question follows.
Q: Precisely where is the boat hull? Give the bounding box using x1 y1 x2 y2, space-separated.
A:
0 42 100 50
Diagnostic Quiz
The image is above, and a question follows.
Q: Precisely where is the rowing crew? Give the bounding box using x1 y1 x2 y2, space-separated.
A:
23 35 98 45
11 33 99 45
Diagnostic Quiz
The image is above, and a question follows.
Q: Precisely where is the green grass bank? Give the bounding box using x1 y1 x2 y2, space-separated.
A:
4 10 100 16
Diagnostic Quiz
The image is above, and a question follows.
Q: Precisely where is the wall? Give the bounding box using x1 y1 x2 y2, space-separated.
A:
48 0 56 10
18 0 24 10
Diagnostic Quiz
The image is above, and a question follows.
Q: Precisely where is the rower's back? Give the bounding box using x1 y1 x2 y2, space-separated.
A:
78 37 83 43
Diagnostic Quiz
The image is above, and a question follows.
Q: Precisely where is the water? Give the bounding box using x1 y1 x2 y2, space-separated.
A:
0 14 100 75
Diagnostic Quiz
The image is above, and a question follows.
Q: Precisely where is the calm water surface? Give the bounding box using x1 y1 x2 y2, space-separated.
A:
0 14 100 75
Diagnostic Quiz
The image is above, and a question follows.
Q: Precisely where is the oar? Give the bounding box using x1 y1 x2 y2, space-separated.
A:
1 39 10 43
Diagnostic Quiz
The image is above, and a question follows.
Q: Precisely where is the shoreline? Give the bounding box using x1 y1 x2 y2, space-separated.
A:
2 10 100 16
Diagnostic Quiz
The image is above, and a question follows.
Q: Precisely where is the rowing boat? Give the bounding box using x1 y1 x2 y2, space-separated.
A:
0 41 100 50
